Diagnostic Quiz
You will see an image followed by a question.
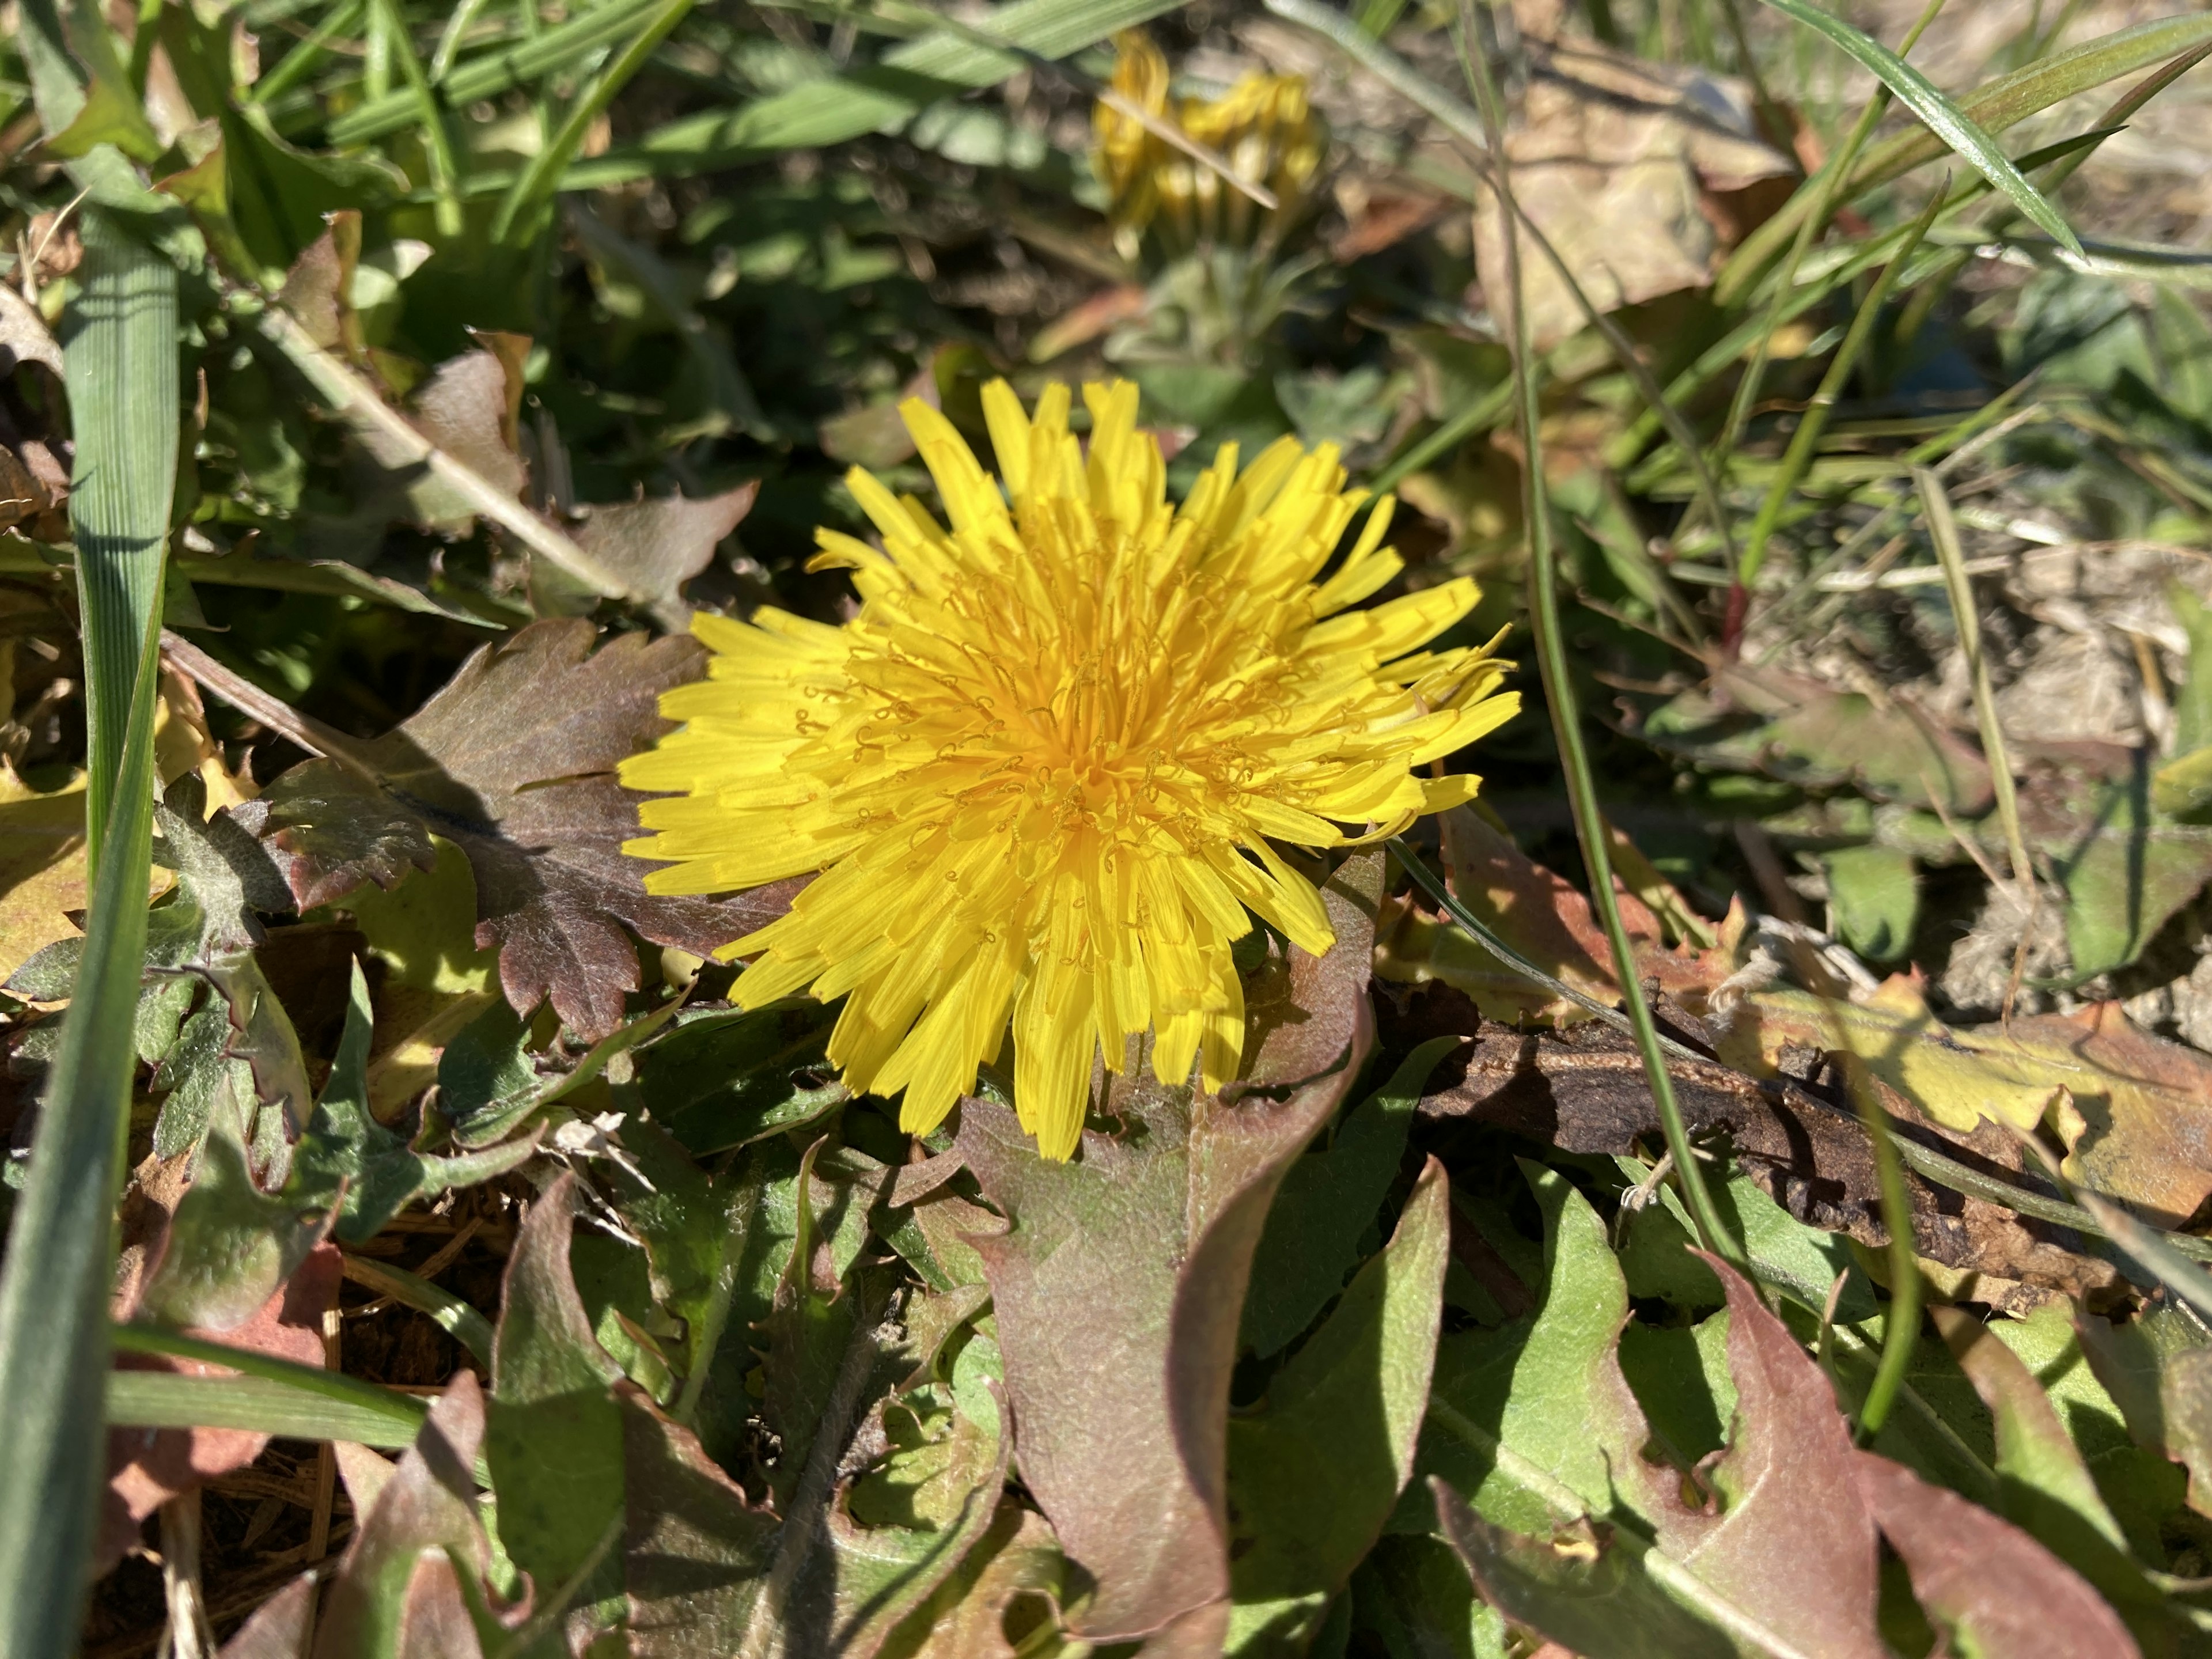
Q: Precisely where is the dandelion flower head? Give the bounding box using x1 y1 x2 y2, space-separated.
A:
622 380 1517 1158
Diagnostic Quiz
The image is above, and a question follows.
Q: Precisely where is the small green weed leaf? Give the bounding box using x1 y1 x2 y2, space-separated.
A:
40 67 164 164
150 999 256 1163
149 774 294 957
312 1374 504 1659
1821 844 1919 963
290 961 539 1242
1243 1037 1461 1359
2078 1306 2212 1523
1855 1455 2141 1659
1643 666 1993 816
1226 1157 1452 1655
2041 777 2212 978
1406 1162 1660 1537
1993 1305 2186 1562
620 1386 781 1654
437 997 541 1145
602 1116 738 1382
786 1380 1012 1657
762 1137 862 1503
488 1173 627 1633
1350 1532 1506 1659
138 1092 332 1332
632 1000 846 1156
1623 1162 1876 1324
1753 0 2081 255
1617 1312 1735 1472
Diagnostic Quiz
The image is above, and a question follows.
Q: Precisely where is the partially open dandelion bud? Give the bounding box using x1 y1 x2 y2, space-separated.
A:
623 380 1516 1160
1093 31 1329 259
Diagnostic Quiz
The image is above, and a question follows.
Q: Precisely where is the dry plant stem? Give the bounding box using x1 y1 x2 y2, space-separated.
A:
252 305 634 602
1459 1 1740 1271
159 1493 214 1659
308 1305 341 1563
1917 465 2036 1020
1730 821 1920 1441
160 630 384 783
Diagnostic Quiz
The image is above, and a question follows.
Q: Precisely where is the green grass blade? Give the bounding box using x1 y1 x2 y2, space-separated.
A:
490 0 695 248
1755 0 2081 256
0 608 163 1659
60 219 178 864
111 1325 438 1441
104 1374 429 1448
572 0 1188 183
1737 187 1944 588
1726 13 2212 295
369 0 465 238
327 0 668 145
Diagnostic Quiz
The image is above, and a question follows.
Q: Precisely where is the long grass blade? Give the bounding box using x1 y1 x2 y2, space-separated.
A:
0 608 164 1658
62 212 177 865
1726 13 2212 292
1713 0 1945 500
489 0 696 248
1753 0 2080 256
104 1374 429 1449
369 0 465 238
327 0 668 145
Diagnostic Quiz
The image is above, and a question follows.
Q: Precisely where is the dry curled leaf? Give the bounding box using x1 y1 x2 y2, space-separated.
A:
250 619 798 1039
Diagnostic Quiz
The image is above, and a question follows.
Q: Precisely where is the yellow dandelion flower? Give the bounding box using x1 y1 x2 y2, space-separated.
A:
622 381 1517 1160
1093 32 1327 255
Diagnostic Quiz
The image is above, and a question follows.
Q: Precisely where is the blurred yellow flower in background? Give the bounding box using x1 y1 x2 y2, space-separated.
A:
624 381 1514 1160
1093 31 1327 259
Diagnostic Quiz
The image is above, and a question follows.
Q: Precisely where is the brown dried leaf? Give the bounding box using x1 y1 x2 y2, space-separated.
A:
1395 987 2120 1309
255 619 795 1038
102 1245 342 1573
1472 38 1791 346
566 485 760 618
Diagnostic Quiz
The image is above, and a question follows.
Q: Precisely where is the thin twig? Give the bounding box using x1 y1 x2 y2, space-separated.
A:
252 305 637 604
1918 466 2037 1023
159 631 384 783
